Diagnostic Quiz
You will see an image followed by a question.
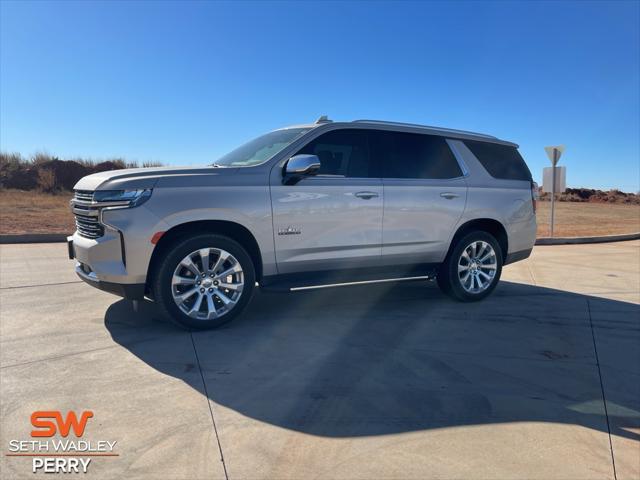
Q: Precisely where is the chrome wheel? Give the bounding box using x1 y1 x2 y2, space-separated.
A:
457 240 497 294
171 248 244 320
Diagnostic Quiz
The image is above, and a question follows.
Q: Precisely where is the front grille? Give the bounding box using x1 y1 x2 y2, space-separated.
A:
74 190 94 202
75 214 104 239
72 190 104 239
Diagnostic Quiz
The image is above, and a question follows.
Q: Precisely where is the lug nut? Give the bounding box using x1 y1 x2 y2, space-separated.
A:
208 288 213 293
196 281 201 285
210 273 214 277
200 288 205 293
202 273 206 277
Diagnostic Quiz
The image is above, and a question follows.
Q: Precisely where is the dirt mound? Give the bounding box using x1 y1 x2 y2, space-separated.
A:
93 160 126 172
36 159 92 191
0 164 39 190
0 155 130 192
539 187 640 205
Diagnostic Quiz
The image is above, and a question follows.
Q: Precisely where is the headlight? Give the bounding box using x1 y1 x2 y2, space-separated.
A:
93 189 152 208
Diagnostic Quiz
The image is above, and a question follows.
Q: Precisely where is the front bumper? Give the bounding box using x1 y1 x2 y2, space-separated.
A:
70 240 145 299
67 203 168 284
68 230 132 282
76 264 145 299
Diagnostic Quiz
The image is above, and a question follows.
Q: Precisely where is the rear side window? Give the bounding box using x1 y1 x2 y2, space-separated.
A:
370 130 462 179
464 140 531 181
296 129 370 177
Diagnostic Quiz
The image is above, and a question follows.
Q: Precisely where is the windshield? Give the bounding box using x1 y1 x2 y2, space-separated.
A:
213 128 311 167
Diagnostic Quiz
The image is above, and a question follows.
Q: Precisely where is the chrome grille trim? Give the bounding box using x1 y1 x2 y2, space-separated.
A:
71 190 104 239
74 190 94 202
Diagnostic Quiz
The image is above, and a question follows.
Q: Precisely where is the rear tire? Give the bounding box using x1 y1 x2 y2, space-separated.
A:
437 231 503 302
152 234 255 330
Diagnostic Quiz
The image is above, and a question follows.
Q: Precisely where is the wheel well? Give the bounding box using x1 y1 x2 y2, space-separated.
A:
146 220 263 291
448 219 508 262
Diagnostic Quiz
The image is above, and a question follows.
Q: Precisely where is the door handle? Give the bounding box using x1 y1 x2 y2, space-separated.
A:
355 191 379 200
440 192 460 199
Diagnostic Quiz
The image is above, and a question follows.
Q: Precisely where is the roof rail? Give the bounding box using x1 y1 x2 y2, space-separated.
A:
352 119 498 140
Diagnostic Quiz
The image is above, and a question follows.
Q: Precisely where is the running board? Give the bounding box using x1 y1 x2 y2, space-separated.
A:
289 275 433 292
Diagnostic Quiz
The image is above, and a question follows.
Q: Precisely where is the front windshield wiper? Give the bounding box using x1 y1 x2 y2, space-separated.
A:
211 163 225 168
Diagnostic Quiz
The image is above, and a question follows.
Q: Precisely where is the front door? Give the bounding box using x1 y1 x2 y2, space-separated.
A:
270 129 383 274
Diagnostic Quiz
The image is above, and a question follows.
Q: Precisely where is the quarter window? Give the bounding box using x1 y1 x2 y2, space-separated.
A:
464 140 531 181
369 130 463 179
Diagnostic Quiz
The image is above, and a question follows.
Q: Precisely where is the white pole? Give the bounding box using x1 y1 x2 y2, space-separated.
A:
550 150 557 237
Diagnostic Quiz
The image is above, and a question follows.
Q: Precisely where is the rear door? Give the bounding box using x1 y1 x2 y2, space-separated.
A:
270 128 383 274
370 129 468 264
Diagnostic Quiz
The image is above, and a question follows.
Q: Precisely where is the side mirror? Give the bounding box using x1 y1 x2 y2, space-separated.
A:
283 154 321 185
285 154 321 175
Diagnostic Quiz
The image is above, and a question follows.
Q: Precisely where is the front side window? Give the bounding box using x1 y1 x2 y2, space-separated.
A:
296 129 370 177
214 128 310 167
370 130 463 179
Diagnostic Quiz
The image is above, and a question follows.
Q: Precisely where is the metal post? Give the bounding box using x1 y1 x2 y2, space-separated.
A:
550 150 557 237
544 145 565 238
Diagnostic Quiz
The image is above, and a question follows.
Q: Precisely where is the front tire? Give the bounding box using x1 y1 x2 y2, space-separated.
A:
437 231 503 302
152 234 255 330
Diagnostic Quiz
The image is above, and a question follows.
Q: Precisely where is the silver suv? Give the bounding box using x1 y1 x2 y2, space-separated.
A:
68 118 537 329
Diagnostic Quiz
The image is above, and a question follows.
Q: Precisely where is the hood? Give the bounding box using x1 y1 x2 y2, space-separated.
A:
73 165 239 191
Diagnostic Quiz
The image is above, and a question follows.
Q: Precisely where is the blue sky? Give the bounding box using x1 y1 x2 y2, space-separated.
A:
1 1 638 191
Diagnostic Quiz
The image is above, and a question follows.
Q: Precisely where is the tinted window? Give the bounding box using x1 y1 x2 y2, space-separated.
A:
464 140 531 181
296 129 370 177
369 130 462 179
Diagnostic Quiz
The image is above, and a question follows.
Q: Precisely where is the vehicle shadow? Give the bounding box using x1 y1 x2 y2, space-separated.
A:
104 280 639 440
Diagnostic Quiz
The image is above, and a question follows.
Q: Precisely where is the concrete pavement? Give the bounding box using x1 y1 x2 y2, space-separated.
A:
1 241 638 479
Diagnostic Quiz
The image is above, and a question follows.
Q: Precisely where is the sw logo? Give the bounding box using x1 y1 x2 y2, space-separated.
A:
31 410 94 438
5 410 117 474
7 410 118 474
29 411 95 473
